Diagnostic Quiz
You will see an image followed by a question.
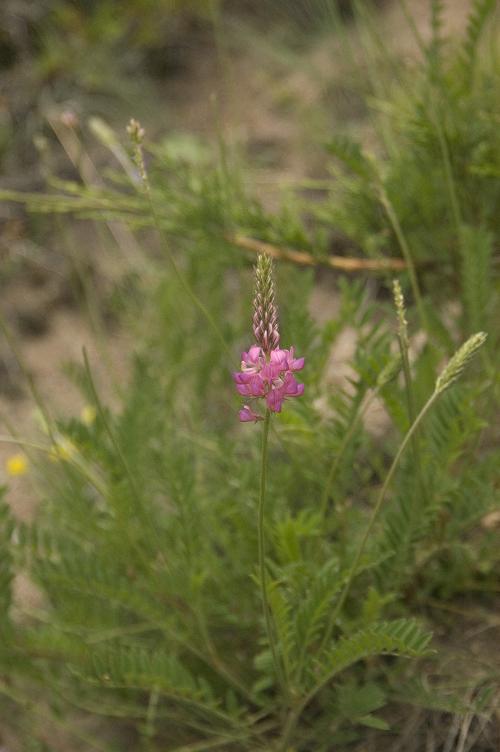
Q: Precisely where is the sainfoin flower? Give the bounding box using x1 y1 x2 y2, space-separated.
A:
234 346 304 420
234 253 304 422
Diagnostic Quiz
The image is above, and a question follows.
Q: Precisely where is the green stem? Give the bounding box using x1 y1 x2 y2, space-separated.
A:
319 388 375 521
281 390 440 747
397 0 427 54
82 348 167 572
196 602 259 706
0 314 107 497
136 147 230 358
431 101 462 237
378 185 428 332
0 434 107 498
258 410 287 698
398 333 427 508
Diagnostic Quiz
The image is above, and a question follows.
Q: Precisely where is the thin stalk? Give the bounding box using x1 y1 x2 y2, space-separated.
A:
133 141 230 358
196 599 259 706
397 0 427 55
82 348 168 572
0 434 107 498
281 391 440 747
55 216 123 400
0 313 96 495
397 332 427 508
378 185 428 332
431 102 462 236
209 0 233 202
258 410 287 698
143 687 160 746
319 388 375 521
0 313 54 432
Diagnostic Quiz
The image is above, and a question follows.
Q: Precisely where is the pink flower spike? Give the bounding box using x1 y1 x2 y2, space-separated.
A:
239 405 264 423
234 256 305 421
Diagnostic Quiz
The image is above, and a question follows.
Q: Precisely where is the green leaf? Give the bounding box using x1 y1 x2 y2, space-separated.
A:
359 714 390 731
318 619 433 688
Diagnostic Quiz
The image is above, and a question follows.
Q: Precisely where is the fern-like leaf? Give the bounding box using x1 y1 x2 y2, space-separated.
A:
315 619 432 691
81 645 235 726
428 0 445 70
326 135 375 179
460 225 493 333
459 0 496 80
267 583 295 682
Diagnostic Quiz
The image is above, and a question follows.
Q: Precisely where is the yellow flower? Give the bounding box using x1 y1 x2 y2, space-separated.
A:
6 453 29 477
80 405 97 426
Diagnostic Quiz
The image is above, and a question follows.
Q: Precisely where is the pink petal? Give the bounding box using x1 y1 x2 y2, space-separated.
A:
270 349 288 367
236 383 252 396
290 357 305 371
239 405 263 423
242 345 262 366
248 374 265 396
261 362 282 382
234 371 266 396
233 372 253 385
283 372 305 397
266 386 285 413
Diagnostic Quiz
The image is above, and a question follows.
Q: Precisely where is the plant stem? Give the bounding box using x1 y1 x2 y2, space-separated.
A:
82 348 167 572
258 410 286 698
135 143 230 358
378 185 428 332
398 332 427 516
319 388 375 521
281 390 440 747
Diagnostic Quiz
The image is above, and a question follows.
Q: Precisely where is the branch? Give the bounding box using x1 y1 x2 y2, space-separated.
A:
226 233 408 273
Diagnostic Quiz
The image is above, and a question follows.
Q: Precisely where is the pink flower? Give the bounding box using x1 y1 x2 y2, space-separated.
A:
241 345 265 373
233 371 266 398
239 405 264 422
236 254 304 422
233 345 305 421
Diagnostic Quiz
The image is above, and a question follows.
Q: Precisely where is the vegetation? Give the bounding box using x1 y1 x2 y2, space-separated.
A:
0 1 499 750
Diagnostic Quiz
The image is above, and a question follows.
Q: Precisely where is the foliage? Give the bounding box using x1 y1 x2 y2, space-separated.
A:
0 1 499 750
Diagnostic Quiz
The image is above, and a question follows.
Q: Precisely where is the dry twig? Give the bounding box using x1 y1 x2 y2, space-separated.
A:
227 233 409 273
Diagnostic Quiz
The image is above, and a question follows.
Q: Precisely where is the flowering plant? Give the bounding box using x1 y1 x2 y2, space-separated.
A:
234 345 304 419
233 254 304 421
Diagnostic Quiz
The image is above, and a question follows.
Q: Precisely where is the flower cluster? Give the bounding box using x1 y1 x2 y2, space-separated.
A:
234 345 305 421
234 253 304 422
